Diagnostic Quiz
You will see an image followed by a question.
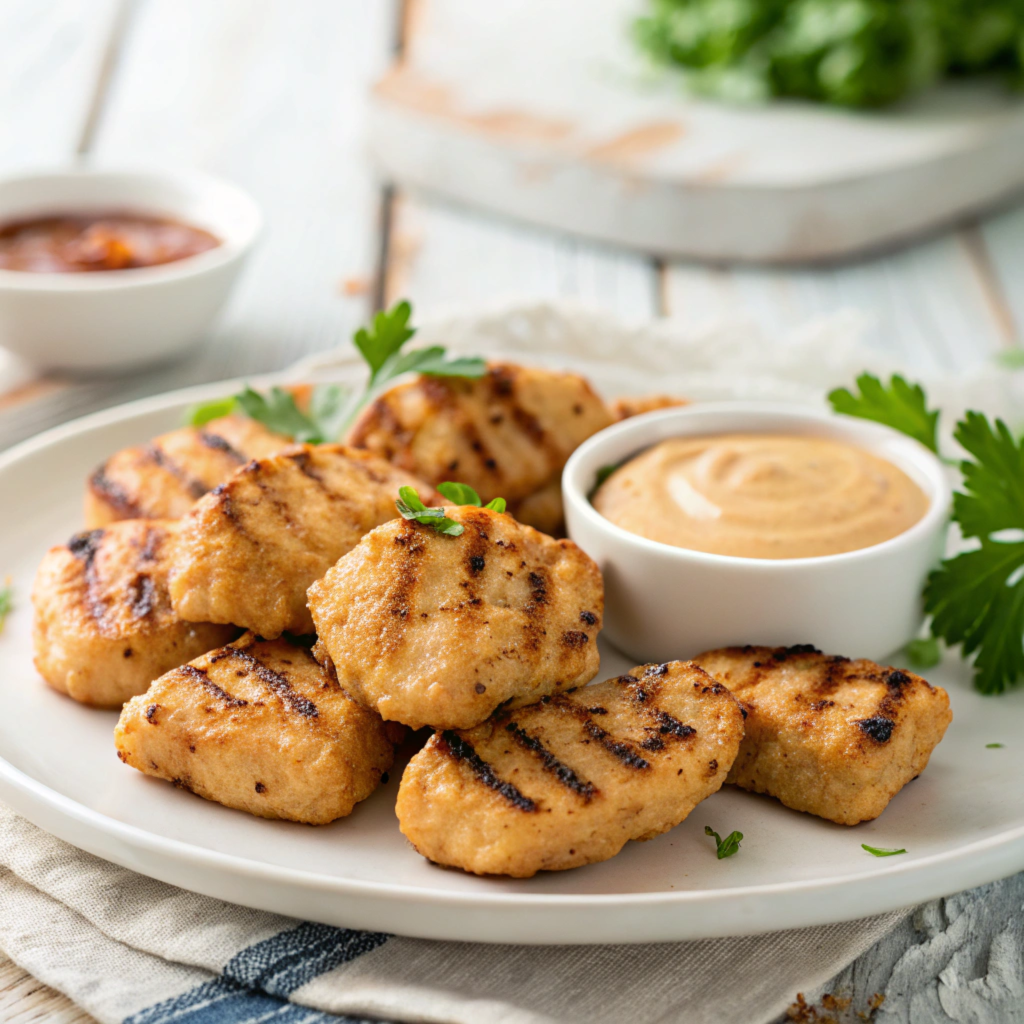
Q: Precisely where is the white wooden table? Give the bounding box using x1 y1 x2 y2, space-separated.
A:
1 2 1022 1021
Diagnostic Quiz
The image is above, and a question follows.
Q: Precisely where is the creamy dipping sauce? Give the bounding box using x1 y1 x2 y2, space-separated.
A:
593 434 929 559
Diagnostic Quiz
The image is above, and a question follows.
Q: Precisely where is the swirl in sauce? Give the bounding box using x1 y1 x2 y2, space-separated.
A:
592 434 929 559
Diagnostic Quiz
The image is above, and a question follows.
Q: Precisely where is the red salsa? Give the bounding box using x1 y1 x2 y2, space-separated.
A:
0 212 220 273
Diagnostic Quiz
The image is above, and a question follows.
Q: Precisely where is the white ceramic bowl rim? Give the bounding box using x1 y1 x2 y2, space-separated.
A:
0 167 262 292
563 401 952 570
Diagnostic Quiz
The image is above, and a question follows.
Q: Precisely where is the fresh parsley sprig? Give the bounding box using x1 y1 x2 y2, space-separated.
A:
705 825 743 859
185 385 348 444
395 483 507 538
830 373 1024 694
0 579 11 635
186 300 486 442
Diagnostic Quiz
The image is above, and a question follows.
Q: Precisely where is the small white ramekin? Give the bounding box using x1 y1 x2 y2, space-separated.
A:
0 168 262 372
563 402 951 664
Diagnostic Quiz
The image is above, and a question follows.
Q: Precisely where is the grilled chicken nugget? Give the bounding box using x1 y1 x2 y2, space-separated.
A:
115 634 396 824
33 521 236 707
346 362 613 509
397 661 744 877
85 414 288 527
308 505 603 730
168 445 437 638
608 394 688 421
692 645 952 825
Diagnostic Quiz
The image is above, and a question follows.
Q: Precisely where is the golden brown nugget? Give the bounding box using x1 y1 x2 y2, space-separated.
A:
115 634 396 824
32 520 236 707
169 444 437 638
396 661 744 877
85 414 289 527
346 362 613 511
692 644 952 825
308 505 603 730
608 394 688 421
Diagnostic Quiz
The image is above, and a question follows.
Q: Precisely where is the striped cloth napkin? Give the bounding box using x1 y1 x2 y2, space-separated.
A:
0 805 911 1024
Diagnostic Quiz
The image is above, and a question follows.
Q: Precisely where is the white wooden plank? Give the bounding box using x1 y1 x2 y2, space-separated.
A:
0 0 122 171
385 193 659 320
88 0 398 378
975 205 1024 352
663 231 1011 375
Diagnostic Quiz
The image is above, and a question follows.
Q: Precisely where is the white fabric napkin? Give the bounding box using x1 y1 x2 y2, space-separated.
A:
2 303 1020 1024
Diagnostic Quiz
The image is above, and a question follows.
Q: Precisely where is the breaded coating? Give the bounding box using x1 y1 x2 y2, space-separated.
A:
32 520 236 708
397 661 744 877
85 414 289 527
692 644 952 825
346 362 613 508
308 505 603 730
115 634 395 824
609 395 688 421
169 445 437 638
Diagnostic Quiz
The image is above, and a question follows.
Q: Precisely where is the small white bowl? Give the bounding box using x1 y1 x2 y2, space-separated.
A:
563 402 951 664
0 168 262 372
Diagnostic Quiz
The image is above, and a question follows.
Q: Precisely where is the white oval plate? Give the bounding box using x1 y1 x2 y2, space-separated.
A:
0 366 1022 945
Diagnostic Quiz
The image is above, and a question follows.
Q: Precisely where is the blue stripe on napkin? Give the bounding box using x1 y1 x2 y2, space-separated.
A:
124 924 390 1024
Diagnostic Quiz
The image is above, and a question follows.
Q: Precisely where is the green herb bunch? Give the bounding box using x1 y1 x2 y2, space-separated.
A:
186 300 486 444
635 0 1024 108
829 373 1024 694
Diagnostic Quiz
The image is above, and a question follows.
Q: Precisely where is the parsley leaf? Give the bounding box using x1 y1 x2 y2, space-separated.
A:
395 486 464 537
705 825 743 859
905 637 941 669
437 481 483 506
861 844 906 857
0 580 11 634
924 540 1024 695
185 396 237 426
437 481 507 513
354 300 417 379
952 412 1024 540
828 373 939 453
995 349 1024 369
235 386 323 443
186 384 350 445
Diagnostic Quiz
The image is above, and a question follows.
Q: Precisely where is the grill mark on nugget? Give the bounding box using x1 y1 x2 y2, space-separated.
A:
439 730 537 812
178 663 248 708
210 645 319 718
504 721 597 800
88 468 144 519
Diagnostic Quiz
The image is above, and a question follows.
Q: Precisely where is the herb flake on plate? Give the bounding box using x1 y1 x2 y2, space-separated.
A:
0 579 11 634
861 844 906 857
705 825 743 859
